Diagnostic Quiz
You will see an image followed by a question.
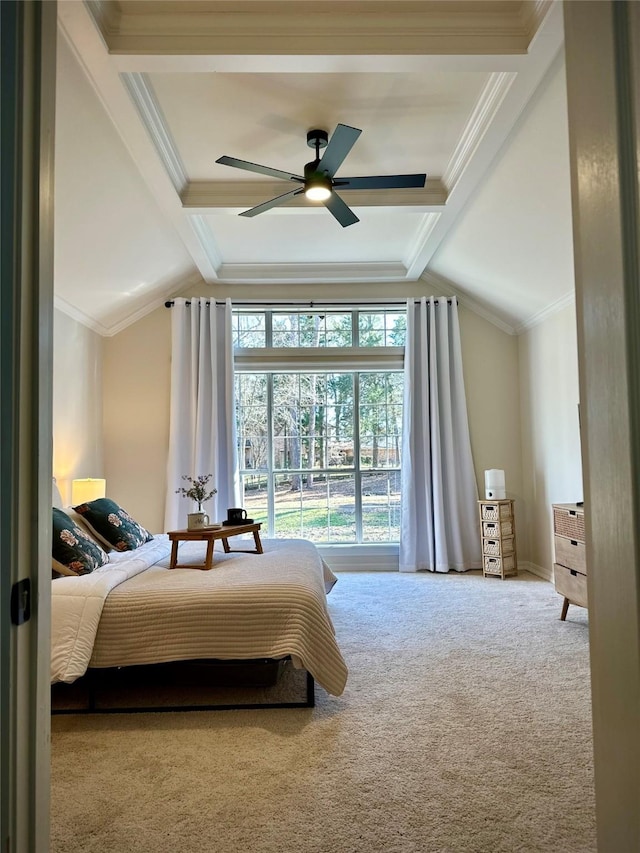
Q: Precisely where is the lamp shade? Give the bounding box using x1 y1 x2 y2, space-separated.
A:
71 478 106 505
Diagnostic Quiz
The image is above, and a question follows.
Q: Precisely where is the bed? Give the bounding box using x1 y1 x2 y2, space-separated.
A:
50 480 348 709
51 531 348 710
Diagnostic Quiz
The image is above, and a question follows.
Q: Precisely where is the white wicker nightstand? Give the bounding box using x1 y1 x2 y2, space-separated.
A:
478 499 518 579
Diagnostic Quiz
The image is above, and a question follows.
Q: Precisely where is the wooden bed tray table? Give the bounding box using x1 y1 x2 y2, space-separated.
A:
168 522 263 570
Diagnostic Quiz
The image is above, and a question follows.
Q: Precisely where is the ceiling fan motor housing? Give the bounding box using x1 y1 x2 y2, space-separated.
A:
307 129 328 150
303 159 332 196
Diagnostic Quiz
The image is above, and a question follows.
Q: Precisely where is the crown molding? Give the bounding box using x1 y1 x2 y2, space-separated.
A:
514 290 575 334
404 213 442 268
523 1 555 42
121 72 187 193
188 215 223 272
54 295 111 336
420 270 518 335
84 1 118 46
443 71 516 192
217 262 410 284
97 1 540 58
55 272 205 337
100 272 206 336
181 179 447 212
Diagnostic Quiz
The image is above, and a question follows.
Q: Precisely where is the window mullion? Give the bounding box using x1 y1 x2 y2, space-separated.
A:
267 373 275 536
354 372 363 543
265 310 273 347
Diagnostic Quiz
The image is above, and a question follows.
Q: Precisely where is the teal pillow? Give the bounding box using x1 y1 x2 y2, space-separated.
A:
72 498 153 552
52 507 109 577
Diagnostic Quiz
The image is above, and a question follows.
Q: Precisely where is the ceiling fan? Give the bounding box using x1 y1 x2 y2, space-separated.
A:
215 124 427 228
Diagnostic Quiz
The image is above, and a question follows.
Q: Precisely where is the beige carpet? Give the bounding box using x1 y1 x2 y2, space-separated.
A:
50 570 595 853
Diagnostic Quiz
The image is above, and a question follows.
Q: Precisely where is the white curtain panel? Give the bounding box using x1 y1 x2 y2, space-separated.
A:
400 297 481 572
164 297 240 530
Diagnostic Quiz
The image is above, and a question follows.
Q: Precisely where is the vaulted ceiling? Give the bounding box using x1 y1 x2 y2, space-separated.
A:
54 0 574 336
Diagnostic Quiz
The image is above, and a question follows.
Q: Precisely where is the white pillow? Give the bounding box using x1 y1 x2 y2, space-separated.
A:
52 478 63 509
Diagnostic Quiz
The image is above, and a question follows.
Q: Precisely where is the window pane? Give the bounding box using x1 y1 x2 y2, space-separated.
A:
359 372 403 468
272 373 354 470
234 312 266 348
271 472 356 543
361 470 401 542
358 310 406 346
271 312 353 347
241 474 268 525
325 314 352 347
236 374 268 470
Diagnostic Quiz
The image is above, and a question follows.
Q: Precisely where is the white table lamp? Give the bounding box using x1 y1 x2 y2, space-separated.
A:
71 478 106 505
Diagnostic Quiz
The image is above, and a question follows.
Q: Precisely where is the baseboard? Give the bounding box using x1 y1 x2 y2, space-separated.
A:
318 545 399 572
520 560 553 582
318 551 555 579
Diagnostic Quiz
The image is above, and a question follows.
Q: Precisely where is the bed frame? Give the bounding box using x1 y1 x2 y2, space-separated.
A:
51 657 315 714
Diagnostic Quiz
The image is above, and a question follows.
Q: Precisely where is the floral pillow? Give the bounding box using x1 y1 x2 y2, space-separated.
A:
52 508 109 577
72 498 153 552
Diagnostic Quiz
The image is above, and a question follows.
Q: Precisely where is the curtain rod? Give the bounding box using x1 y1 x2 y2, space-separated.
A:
164 298 458 308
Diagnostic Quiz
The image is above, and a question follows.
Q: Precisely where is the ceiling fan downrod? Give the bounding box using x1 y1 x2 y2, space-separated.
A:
304 129 331 200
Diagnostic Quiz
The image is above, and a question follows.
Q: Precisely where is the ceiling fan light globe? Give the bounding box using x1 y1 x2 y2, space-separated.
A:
305 185 332 201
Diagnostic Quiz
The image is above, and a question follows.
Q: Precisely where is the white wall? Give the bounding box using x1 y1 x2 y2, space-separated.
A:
52 308 104 504
518 300 583 577
102 291 522 539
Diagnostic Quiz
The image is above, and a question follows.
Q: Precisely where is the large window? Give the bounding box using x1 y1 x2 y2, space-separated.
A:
234 309 405 544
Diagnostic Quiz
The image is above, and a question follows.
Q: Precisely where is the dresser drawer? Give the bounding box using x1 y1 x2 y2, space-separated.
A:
554 535 587 574
554 563 588 608
553 507 585 541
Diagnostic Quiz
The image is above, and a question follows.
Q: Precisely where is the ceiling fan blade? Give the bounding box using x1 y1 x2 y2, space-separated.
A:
216 155 303 184
335 174 427 190
239 187 305 218
317 124 362 178
323 191 359 228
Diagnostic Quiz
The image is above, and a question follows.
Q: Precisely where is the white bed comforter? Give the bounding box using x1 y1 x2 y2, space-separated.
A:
51 535 348 696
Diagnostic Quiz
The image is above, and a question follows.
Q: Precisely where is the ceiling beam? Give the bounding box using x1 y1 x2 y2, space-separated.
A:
89 1 552 58
181 180 447 212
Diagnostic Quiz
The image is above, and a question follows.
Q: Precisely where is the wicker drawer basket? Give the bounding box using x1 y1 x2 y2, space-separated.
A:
482 536 515 557
482 519 513 538
553 507 585 541
483 554 517 575
481 503 512 522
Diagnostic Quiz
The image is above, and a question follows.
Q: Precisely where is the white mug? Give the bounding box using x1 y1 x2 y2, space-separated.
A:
187 512 210 530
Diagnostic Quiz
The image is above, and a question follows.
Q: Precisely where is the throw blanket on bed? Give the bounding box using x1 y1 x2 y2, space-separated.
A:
51 536 347 696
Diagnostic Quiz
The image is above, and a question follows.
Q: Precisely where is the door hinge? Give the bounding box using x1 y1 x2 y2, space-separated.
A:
10 578 31 625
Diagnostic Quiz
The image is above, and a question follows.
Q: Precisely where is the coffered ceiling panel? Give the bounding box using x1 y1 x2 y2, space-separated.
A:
201 211 423 266
149 71 489 181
